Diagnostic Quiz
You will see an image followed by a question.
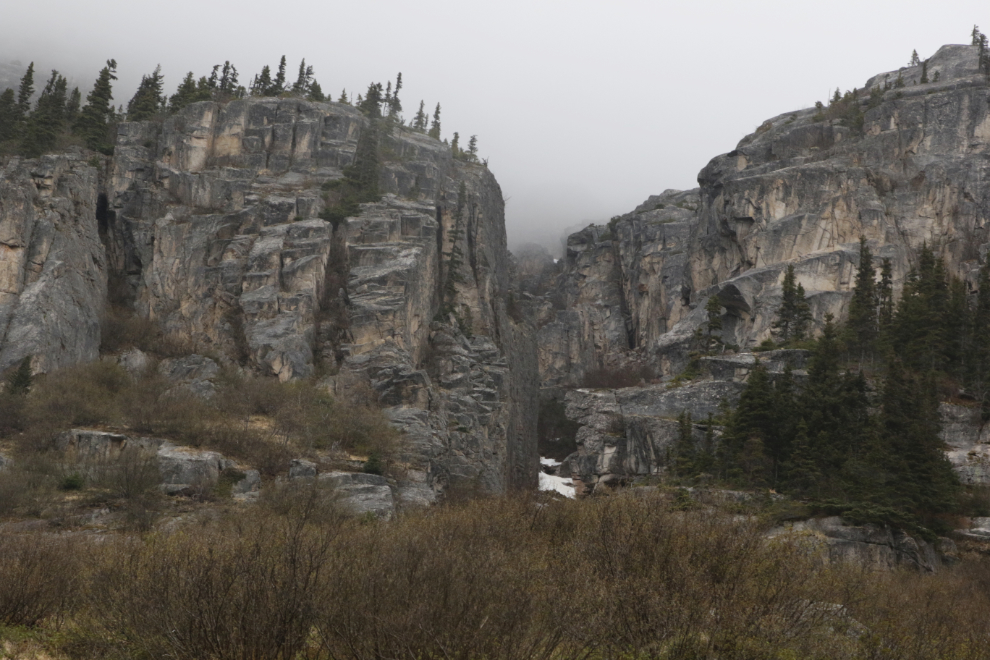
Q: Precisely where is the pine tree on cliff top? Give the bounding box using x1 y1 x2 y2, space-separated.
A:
15 62 34 121
413 100 427 131
429 103 441 139
127 65 165 121
74 59 117 154
22 70 67 157
273 56 287 94
0 89 17 142
910 49 921 66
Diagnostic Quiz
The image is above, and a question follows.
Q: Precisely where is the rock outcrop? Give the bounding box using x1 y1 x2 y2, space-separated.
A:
101 98 537 497
536 44 990 382
0 153 106 374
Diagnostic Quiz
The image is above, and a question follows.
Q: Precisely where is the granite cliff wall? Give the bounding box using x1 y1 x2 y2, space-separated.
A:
0 97 538 498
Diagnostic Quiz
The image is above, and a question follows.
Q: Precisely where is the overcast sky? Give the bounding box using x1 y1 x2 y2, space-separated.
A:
1 0 986 253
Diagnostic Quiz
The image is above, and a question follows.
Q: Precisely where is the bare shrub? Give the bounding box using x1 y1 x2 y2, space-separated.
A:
0 532 82 627
89 508 340 660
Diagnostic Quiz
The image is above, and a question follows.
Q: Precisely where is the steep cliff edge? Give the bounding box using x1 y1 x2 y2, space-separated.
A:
0 97 537 497
538 44 990 384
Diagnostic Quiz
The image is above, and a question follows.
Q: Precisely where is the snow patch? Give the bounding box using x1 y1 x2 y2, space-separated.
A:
540 457 562 467
539 471 576 498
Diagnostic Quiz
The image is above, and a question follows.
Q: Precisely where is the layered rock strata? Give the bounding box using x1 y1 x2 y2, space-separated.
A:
537 44 990 384
0 153 106 373
104 98 536 498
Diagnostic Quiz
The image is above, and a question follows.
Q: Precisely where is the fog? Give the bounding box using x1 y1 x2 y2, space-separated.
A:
2 0 986 254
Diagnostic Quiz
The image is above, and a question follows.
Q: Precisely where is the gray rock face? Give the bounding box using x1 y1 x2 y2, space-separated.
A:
538 45 990 381
319 471 394 518
771 516 944 572
0 153 107 374
940 403 990 484
101 98 538 497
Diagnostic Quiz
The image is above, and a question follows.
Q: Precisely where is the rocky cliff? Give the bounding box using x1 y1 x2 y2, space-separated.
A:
536 44 990 384
0 97 538 498
531 44 990 493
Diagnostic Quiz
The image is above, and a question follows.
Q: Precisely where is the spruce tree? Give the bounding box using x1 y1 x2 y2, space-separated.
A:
74 59 117 154
920 60 929 84
252 66 274 96
451 131 460 157
358 82 383 118
468 135 478 160
971 259 990 418
772 264 810 344
783 420 822 497
845 237 878 361
15 62 34 121
293 59 313 95
273 56 287 94
720 362 774 486
0 89 16 142
126 65 164 121
307 81 324 102
428 103 441 139
413 100 427 131
169 72 205 111
64 87 81 126
338 89 349 105
910 49 921 66
877 258 894 336
22 70 68 157
389 72 402 116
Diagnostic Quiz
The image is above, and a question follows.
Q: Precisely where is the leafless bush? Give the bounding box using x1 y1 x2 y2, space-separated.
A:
0 532 82 628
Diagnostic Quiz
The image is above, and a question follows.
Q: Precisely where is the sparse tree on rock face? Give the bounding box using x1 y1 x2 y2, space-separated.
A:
428 103 441 139
920 60 929 84
293 58 314 96
413 100 427 131
307 81 324 102
338 89 349 105
910 49 921 66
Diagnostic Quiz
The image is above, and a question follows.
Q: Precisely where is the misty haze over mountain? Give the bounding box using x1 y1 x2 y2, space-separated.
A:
2 0 986 255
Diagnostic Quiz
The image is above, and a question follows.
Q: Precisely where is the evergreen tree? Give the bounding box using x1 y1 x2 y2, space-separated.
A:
273 56 287 94
22 70 67 157
252 66 274 96
468 134 478 160
292 58 314 96
890 244 949 373
64 87 81 126
877 258 895 337
451 131 460 157
358 82 384 118
337 89 349 105
0 89 17 142
389 72 402 116
15 62 34 121
6 356 32 395
845 237 878 361
307 81 325 102
169 72 210 112
772 264 811 344
910 49 921 66
877 361 960 512
720 362 773 486
971 259 990 419
127 65 165 121
74 59 117 154
428 103 441 139
783 420 821 496
216 62 239 97
413 100 427 131
920 60 929 84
